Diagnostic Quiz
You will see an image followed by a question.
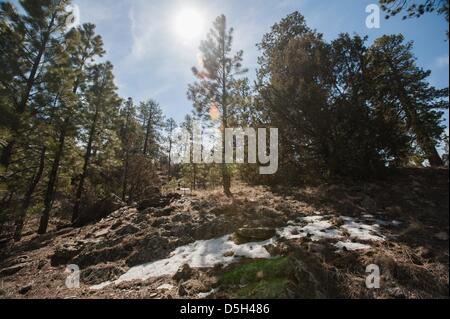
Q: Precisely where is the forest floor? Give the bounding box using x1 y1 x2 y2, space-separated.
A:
0 168 448 299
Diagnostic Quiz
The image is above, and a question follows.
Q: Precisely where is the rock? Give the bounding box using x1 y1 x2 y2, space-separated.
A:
126 235 170 267
111 220 123 230
178 282 189 296
257 206 281 218
94 229 110 238
434 232 449 241
75 194 125 227
173 264 193 282
152 217 169 228
18 284 32 295
234 227 276 244
264 243 289 256
0 263 28 277
81 264 124 285
223 251 235 257
180 279 210 295
172 213 191 223
137 192 181 211
153 207 175 217
114 224 140 236
51 245 81 266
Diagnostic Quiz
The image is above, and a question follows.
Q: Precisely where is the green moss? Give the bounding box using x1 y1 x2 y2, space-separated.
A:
220 257 292 298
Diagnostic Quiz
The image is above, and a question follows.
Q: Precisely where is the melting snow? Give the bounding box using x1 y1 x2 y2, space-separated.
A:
94 235 274 289
91 213 395 290
278 216 343 241
198 288 219 299
340 217 385 241
157 284 175 290
335 241 372 251
90 281 113 290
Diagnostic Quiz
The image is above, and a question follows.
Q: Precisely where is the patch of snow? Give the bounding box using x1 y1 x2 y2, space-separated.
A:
113 235 274 286
90 281 112 290
91 213 394 290
341 217 384 241
335 241 371 251
198 288 218 299
278 218 343 241
157 283 175 290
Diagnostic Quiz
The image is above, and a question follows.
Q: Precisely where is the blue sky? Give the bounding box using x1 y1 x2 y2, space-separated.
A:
70 0 448 125
18 0 450 126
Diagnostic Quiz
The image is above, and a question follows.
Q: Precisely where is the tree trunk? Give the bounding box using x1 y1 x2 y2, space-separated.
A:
390 63 444 167
143 114 152 156
0 140 15 171
221 25 232 197
72 110 98 224
168 140 172 178
122 150 130 202
14 146 46 240
193 164 197 190
38 126 67 234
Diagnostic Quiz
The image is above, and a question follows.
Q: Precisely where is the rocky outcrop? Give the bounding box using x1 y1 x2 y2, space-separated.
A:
233 227 276 244
137 193 181 210
75 194 126 227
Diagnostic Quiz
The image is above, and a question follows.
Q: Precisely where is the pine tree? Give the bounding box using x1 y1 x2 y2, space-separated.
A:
37 24 105 232
380 0 449 37
165 118 177 178
187 14 248 196
71 62 120 226
0 0 72 170
120 97 136 202
368 35 448 167
139 99 164 158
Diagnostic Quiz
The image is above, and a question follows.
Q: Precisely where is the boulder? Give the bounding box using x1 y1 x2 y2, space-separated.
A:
51 245 81 266
173 264 193 282
81 264 124 285
75 194 125 227
234 227 276 244
137 192 181 211
126 235 170 267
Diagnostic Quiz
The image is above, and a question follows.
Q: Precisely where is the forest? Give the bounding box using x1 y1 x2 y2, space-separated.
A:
0 0 448 300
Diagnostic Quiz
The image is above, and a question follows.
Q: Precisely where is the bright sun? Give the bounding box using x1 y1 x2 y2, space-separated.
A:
173 8 205 42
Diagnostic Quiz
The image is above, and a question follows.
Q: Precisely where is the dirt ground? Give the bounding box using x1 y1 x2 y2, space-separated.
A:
0 168 448 299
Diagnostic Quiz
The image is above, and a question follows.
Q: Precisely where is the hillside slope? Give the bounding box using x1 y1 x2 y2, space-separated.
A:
0 168 448 299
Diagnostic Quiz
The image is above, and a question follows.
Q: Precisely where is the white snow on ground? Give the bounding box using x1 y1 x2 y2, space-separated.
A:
198 288 219 299
91 235 274 290
278 216 343 241
334 241 372 251
157 284 175 290
91 213 397 290
340 216 385 241
90 281 113 290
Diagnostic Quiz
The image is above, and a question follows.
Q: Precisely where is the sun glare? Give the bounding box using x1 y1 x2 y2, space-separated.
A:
173 8 205 42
